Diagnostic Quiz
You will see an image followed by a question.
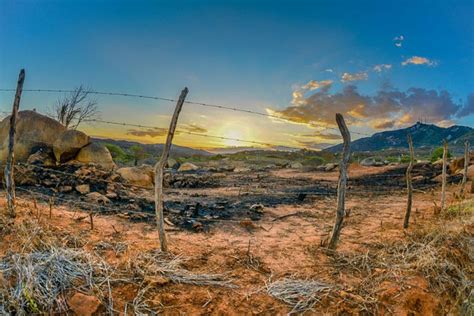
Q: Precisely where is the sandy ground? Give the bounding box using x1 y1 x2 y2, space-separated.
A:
1 166 473 315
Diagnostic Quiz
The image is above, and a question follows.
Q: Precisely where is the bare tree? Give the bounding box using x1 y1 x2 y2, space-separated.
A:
53 85 99 129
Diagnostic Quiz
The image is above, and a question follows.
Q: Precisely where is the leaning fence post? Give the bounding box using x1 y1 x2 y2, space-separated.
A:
328 113 351 250
5 69 25 218
403 134 414 228
441 140 448 211
461 140 470 193
154 87 188 252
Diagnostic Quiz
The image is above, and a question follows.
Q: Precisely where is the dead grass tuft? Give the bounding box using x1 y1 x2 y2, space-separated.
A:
328 217 474 314
266 278 334 314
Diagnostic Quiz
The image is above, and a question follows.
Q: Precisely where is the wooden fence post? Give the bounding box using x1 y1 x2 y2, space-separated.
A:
328 113 351 250
403 134 414 228
441 140 448 211
5 69 25 218
461 140 470 192
154 87 188 252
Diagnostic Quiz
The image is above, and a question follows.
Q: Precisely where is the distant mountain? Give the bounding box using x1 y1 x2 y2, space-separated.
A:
208 146 301 154
92 138 213 157
326 122 473 153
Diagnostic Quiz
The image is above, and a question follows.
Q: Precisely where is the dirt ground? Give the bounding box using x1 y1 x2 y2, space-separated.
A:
1 166 473 315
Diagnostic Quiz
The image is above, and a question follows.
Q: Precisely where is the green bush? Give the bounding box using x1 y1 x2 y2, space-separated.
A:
302 156 326 166
105 143 130 163
431 147 451 162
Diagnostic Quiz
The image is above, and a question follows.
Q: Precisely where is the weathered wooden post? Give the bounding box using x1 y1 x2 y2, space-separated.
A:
441 140 448 211
154 87 188 252
328 113 351 250
5 69 25 218
403 134 414 228
461 140 470 193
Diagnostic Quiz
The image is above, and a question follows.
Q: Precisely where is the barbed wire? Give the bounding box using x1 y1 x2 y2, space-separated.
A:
0 88 372 136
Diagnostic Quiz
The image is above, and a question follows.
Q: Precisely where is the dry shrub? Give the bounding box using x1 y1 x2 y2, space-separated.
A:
125 250 236 314
266 278 334 314
0 216 113 315
329 217 474 314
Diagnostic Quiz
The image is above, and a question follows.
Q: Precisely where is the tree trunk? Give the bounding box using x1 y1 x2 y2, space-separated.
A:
154 87 188 252
403 134 414 228
5 69 25 218
328 113 351 250
441 140 448 211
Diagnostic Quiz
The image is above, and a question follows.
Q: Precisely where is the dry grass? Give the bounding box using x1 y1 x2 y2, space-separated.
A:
266 278 334 314
0 216 115 315
0 247 111 314
124 250 236 313
328 215 474 314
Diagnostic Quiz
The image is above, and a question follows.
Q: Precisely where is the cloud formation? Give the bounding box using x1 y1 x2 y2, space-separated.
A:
291 80 333 105
393 35 404 47
402 56 437 66
341 71 368 82
180 123 208 134
126 123 208 138
299 131 342 140
268 82 473 130
373 64 392 72
126 127 168 138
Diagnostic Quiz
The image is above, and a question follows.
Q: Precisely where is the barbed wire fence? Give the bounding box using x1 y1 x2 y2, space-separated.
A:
0 70 471 252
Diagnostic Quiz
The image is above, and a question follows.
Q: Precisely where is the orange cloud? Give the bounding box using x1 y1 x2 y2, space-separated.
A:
401 56 437 66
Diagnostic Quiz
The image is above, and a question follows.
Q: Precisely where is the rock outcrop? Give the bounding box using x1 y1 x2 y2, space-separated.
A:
76 142 115 171
116 164 154 188
0 110 66 162
53 129 90 163
178 162 199 172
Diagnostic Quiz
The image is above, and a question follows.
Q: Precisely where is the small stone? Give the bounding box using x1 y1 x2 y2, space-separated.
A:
68 292 101 316
250 203 264 214
86 192 110 204
76 184 90 194
59 185 73 193
290 162 303 169
192 221 203 231
105 192 118 199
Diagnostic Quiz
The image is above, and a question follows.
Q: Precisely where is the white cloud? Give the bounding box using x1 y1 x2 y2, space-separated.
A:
393 35 404 47
291 80 333 105
373 64 392 72
401 56 437 66
325 69 334 73
341 71 368 82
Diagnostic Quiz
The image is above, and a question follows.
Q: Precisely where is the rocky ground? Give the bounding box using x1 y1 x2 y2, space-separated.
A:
1 162 473 315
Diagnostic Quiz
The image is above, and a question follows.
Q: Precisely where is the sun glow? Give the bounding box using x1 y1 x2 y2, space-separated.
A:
223 129 245 147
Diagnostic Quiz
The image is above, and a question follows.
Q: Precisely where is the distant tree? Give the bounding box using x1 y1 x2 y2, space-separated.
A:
129 145 150 166
104 143 128 163
431 146 451 162
53 85 99 129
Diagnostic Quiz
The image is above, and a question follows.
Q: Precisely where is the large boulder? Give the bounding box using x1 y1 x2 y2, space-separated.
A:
450 154 474 174
467 165 474 180
178 162 199 172
75 142 115 171
0 111 67 162
116 164 154 188
53 129 90 163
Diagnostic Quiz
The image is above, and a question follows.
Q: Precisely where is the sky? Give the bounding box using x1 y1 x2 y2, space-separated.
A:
0 0 473 150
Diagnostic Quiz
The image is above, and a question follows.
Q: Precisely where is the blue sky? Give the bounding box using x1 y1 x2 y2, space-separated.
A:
0 0 473 148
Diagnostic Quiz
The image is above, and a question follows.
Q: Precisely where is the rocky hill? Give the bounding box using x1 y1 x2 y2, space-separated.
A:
92 138 212 158
326 122 473 153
